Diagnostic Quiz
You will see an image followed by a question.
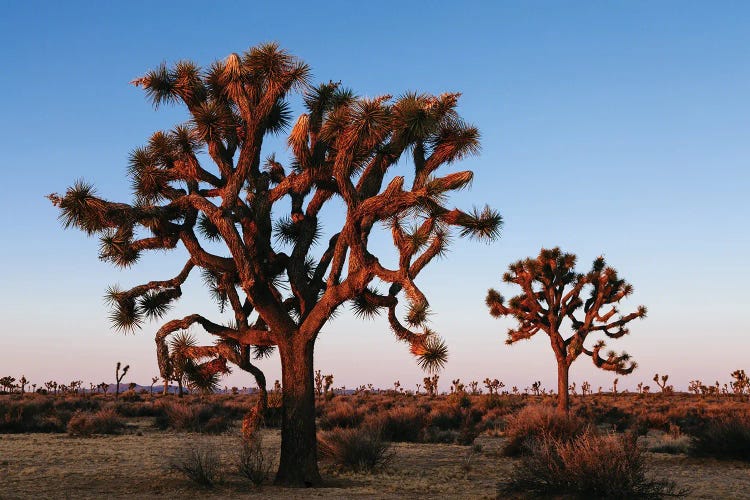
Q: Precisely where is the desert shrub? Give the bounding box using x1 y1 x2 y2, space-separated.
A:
480 407 510 434
635 410 670 433
319 401 364 430
427 404 464 430
170 446 223 488
688 416 750 461
0 398 68 433
446 392 472 408
67 408 125 436
119 390 141 402
575 402 633 431
113 401 161 417
365 406 425 442
501 431 687 498
648 434 690 455
318 426 393 472
53 398 101 413
237 436 275 486
154 402 231 434
503 405 589 457
422 427 458 443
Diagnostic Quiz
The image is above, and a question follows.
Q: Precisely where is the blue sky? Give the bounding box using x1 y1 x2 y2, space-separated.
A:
1 2 748 392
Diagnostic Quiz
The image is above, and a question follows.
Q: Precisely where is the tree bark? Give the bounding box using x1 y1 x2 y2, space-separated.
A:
556 357 570 413
274 337 322 487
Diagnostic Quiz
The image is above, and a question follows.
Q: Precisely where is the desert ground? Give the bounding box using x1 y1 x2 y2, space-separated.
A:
1 392 749 499
2 424 749 499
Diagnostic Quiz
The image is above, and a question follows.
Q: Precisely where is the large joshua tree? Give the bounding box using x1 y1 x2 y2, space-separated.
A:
49 43 501 486
486 248 646 413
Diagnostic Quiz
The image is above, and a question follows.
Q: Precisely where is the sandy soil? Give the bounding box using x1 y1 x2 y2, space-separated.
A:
1 420 748 499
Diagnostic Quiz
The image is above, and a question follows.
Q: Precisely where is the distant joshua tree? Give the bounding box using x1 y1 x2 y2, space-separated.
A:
19 376 28 394
423 375 439 398
0 376 15 393
114 362 130 400
581 381 591 396
468 381 480 395
150 376 159 395
653 373 673 394
530 381 542 396
486 248 646 412
731 370 749 395
483 378 504 395
48 43 501 486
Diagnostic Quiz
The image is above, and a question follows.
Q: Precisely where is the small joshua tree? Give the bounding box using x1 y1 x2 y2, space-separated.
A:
450 379 464 394
530 381 542 396
323 374 334 398
468 380 480 395
581 381 591 396
314 370 324 397
653 373 672 394
483 378 504 395
19 376 28 394
150 376 159 395
423 375 439 397
730 370 749 396
115 362 130 400
0 376 15 393
487 248 646 412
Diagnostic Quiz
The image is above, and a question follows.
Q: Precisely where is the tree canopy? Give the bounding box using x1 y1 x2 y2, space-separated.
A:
486 247 646 410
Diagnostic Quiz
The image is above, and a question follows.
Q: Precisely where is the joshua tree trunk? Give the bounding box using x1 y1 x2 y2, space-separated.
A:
275 337 321 487
556 356 570 413
163 379 169 395
177 378 184 398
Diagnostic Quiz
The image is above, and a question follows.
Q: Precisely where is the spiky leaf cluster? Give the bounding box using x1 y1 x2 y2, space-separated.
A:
51 43 502 391
487 247 645 375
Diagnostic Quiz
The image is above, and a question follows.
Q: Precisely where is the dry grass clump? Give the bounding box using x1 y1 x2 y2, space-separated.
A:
502 404 589 456
364 405 425 442
688 415 750 461
170 445 223 488
318 426 393 472
422 402 482 445
501 431 687 498
237 435 275 486
67 408 125 436
154 402 231 434
648 433 690 455
319 401 364 430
